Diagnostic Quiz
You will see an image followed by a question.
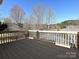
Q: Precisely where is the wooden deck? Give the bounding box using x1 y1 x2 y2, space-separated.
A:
0 39 78 59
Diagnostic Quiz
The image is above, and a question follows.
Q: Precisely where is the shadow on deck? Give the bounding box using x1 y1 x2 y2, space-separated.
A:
0 39 79 59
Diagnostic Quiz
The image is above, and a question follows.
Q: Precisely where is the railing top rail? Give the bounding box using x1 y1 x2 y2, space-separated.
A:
28 30 79 34
0 31 25 33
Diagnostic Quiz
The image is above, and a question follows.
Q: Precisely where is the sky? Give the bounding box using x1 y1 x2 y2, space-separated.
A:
0 0 79 23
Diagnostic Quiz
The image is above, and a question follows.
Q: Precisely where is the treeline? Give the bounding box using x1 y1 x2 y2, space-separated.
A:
0 21 8 31
56 20 79 29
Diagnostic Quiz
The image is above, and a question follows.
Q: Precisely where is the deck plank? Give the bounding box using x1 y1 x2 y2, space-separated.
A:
0 39 78 59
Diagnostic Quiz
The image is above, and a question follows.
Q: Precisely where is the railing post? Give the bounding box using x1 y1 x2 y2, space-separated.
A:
36 31 39 39
27 31 29 37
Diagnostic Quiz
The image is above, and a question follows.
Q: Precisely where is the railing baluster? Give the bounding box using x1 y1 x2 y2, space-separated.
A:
8 33 9 43
71 34 72 46
5 33 6 43
1 33 2 44
7 33 9 43
75 35 77 48
2 34 3 44
65 34 67 45
55 33 56 42
63 34 64 45
6 33 9 43
67 34 69 46
0 31 24 45
56 33 58 43
58 33 59 44
9 33 11 42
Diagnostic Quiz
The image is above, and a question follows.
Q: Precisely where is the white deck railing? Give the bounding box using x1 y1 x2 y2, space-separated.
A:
28 30 79 48
0 31 25 44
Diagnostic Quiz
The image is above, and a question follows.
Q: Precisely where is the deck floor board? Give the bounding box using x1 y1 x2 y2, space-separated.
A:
0 39 78 59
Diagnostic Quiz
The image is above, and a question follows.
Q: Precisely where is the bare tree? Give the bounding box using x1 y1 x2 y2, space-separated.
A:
0 0 3 17
10 5 25 29
31 4 45 30
23 16 33 30
46 7 56 30
0 0 3 5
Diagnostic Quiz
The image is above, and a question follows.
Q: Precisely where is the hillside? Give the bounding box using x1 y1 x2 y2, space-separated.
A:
56 20 79 29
